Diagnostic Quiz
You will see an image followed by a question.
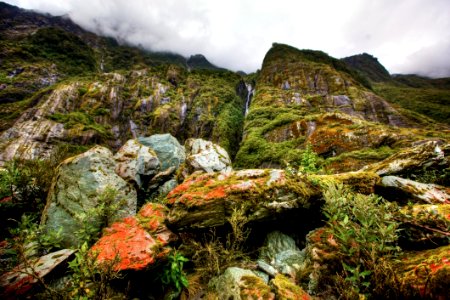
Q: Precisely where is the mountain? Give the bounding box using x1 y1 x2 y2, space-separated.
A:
342 53 450 124
1 3 449 300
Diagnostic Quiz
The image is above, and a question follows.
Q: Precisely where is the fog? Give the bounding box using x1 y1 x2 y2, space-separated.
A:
5 0 450 77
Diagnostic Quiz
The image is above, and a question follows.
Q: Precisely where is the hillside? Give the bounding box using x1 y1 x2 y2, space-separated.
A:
1 3 449 300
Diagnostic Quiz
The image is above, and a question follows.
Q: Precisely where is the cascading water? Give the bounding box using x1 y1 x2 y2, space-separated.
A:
245 83 254 116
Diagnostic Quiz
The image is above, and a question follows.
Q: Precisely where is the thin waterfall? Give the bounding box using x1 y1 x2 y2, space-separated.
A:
245 83 254 116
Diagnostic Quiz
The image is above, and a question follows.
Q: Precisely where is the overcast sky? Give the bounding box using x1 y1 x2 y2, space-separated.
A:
5 0 450 77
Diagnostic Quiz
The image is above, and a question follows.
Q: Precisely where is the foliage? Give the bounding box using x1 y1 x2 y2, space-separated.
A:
67 242 121 299
321 183 400 297
48 111 112 139
161 252 189 297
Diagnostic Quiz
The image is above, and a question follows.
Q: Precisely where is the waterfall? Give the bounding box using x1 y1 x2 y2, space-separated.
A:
245 83 254 116
129 120 139 139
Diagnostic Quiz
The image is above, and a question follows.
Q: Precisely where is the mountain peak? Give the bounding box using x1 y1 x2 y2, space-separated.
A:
342 53 391 82
186 54 223 71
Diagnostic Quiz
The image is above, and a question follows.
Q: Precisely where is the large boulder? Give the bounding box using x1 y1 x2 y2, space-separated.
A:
41 146 137 248
138 134 185 172
184 138 232 174
114 139 160 188
90 203 175 271
209 267 274 300
166 170 379 230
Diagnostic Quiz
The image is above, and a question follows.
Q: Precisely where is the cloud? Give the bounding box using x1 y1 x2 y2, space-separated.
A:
4 0 450 77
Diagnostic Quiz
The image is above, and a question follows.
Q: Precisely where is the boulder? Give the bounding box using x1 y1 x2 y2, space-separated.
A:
380 176 450 204
41 146 137 248
114 139 160 188
0 249 75 298
270 274 311 300
209 267 274 300
138 134 185 172
91 203 175 271
184 138 232 174
361 141 449 176
166 169 379 230
395 244 450 299
259 231 305 279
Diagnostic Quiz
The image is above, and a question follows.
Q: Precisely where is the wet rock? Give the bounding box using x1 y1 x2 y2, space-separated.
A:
91 203 175 271
380 176 450 204
114 139 160 188
184 138 232 174
166 169 379 230
41 146 137 248
270 274 311 300
209 267 274 300
361 141 449 176
0 249 75 299
260 231 305 279
138 134 185 172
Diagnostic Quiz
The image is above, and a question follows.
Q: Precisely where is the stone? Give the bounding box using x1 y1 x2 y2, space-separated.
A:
361 141 449 176
0 249 75 298
138 134 185 172
270 274 311 300
91 203 175 271
157 179 178 198
380 176 450 204
260 231 305 279
114 139 160 188
166 169 379 230
209 267 274 300
184 138 232 174
41 146 137 248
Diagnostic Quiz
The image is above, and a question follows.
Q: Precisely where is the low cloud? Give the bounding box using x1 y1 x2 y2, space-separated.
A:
5 0 450 77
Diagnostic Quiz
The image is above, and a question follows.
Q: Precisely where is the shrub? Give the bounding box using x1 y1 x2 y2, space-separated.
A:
161 252 189 298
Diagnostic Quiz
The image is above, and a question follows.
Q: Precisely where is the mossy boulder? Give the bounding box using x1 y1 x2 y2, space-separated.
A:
270 274 311 300
90 203 175 271
166 169 379 230
41 146 137 248
138 134 185 172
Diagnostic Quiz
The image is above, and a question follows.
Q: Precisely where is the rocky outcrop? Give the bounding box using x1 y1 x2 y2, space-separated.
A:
41 146 137 248
184 138 232 174
91 203 175 271
380 176 450 204
166 169 379 230
114 139 160 188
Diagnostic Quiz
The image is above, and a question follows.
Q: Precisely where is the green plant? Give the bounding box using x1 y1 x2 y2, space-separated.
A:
161 252 189 297
321 183 400 297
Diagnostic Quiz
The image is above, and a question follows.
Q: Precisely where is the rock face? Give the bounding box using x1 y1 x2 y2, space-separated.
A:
91 203 175 271
166 169 379 230
41 146 137 248
184 138 232 174
138 134 186 172
114 139 160 188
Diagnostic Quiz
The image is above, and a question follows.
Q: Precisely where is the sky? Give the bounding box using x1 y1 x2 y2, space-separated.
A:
4 0 450 77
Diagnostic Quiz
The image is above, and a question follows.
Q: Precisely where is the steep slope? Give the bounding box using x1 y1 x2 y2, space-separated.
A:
342 53 450 125
234 43 448 170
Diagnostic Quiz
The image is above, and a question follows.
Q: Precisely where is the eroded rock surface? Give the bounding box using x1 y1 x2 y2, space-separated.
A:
184 138 232 174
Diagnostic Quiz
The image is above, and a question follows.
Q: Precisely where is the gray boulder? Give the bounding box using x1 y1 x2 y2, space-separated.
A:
41 146 137 248
114 139 160 188
138 134 185 171
185 138 232 174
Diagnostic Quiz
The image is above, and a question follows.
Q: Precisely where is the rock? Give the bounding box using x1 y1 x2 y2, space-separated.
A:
270 274 311 300
91 203 175 271
209 267 274 300
361 141 449 176
380 176 450 204
138 134 185 172
184 138 232 174
260 231 305 279
166 169 379 230
41 146 137 248
114 139 160 188
0 249 75 298
157 179 178 198
395 244 450 299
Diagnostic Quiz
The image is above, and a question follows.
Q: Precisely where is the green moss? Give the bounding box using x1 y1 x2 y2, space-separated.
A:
48 111 111 138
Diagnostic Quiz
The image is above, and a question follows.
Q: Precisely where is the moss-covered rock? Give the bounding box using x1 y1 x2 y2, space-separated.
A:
270 274 311 300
